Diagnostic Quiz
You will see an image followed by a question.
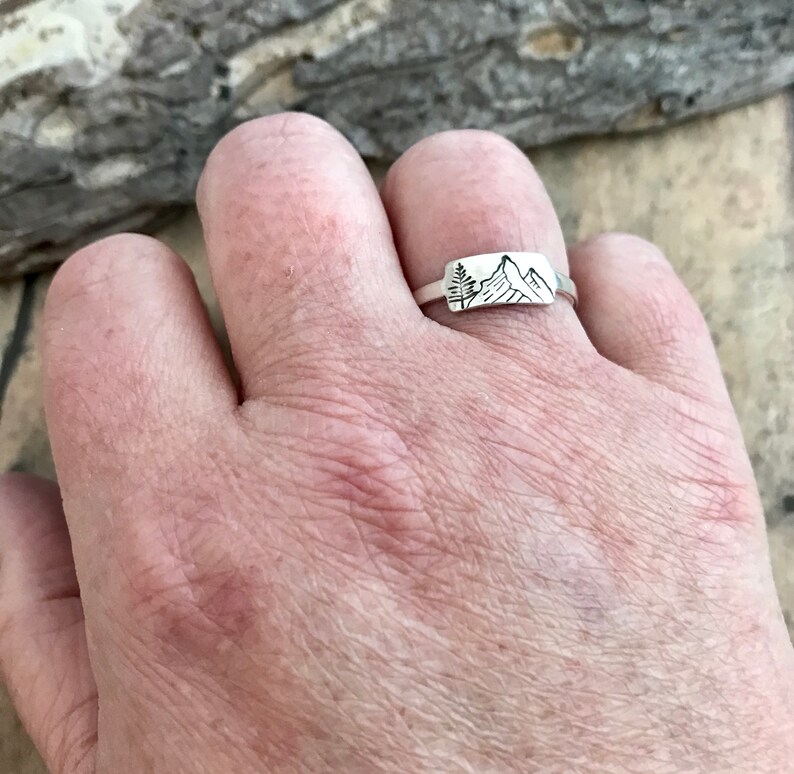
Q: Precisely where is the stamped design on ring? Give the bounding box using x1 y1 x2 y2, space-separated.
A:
443 252 557 312
413 251 576 311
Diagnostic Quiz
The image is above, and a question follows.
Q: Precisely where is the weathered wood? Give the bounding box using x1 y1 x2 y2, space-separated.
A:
1 0 794 275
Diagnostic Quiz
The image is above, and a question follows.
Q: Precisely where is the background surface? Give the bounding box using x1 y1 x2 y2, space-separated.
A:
1 95 793 771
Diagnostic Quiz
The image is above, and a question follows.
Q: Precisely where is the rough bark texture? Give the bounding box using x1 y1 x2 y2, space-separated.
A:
2 0 794 275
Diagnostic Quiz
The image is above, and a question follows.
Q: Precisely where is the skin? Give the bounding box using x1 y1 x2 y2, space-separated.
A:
0 115 793 773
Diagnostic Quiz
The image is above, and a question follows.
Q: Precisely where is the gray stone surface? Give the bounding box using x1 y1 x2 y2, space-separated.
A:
2 0 794 276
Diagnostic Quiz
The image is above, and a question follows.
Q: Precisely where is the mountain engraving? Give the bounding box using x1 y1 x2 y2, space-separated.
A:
458 254 553 310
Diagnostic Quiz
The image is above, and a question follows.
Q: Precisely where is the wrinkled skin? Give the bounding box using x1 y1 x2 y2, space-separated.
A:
1 116 793 774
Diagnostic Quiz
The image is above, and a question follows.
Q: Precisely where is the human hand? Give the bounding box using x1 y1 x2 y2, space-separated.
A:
2 116 792 773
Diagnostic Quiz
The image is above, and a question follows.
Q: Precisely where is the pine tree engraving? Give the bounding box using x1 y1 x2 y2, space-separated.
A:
448 263 478 309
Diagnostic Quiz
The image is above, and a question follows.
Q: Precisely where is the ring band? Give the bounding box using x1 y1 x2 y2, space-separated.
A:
413 252 577 312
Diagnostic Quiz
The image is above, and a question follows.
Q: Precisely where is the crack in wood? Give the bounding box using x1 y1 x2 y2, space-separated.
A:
0 274 36 420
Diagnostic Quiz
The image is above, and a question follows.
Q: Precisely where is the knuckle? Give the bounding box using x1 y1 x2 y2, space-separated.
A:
229 111 337 147
109 484 265 657
255 110 340 142
636 272 709 345
581 232 667 265
666 398 760 531
412 128 521 158
42 235 187 425
672 469 761 556
133 559 262 658
386 129 524 190
202 112 341 182
46 234 177 319
197 113 367 280
581 233 709 344
269 405 450 579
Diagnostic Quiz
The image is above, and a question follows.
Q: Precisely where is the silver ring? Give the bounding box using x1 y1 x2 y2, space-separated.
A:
413 252 577 312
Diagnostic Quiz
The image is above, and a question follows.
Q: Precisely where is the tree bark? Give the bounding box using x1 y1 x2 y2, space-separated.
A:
2 0 793 276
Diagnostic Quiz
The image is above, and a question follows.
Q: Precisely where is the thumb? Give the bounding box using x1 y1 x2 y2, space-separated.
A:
0 473 97 774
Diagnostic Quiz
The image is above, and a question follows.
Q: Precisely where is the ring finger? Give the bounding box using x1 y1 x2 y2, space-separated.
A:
381 130 589 356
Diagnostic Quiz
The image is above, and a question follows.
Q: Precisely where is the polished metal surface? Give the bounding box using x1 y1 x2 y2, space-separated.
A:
413 252 577 312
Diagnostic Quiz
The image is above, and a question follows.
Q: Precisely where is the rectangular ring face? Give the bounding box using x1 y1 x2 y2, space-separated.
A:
442 252 556 312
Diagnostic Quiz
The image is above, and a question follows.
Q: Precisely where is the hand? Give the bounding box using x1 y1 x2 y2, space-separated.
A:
2 116 792 773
